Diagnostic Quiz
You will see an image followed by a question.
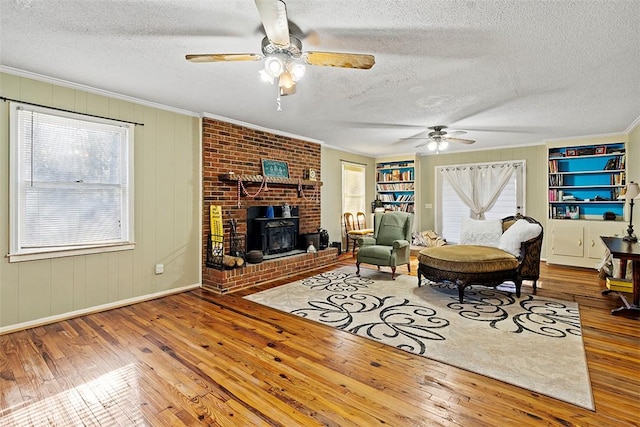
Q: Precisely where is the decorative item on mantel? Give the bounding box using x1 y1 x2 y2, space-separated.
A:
282 203 291 218
303 169 317 181
220 172 322 207
298 178 320 202
619 181 640 242
236 174 269 208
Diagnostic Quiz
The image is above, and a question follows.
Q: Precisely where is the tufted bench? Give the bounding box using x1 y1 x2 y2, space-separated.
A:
417 215 543 303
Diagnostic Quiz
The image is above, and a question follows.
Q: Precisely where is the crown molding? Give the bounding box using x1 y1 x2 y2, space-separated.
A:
1 66 200 117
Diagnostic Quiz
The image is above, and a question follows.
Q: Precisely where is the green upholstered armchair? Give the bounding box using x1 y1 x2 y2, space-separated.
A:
356 211 413 280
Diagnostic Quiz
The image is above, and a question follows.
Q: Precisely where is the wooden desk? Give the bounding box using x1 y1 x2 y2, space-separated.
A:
600 236 640 316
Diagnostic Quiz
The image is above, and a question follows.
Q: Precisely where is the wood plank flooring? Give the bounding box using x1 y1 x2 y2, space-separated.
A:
1 256 638 426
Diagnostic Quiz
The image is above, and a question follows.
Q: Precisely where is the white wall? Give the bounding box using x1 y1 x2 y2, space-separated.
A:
628 121 640 184
320 147 376 249
0 72 201 332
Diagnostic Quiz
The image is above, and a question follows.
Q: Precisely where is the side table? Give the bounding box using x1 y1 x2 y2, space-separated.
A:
600 236 640 316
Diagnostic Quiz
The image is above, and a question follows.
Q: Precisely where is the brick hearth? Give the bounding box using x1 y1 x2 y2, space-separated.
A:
202 118 335 293
203 249 339 294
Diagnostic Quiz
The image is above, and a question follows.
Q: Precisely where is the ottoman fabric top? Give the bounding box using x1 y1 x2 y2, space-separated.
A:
418 245 518 274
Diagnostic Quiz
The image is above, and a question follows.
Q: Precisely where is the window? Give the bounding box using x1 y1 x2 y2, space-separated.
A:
9 102 134 261
342 161 366 216
436 160 525 243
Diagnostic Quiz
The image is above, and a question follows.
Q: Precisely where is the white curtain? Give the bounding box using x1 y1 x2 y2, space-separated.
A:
441 163 517 219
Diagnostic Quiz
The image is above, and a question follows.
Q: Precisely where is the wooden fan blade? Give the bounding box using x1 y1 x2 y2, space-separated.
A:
304 51 375 69
255 0 290 46
446 130 467 136
447 137 475 145
186 53 262 62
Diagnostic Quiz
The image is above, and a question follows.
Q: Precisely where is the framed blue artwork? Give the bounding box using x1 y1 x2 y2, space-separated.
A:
261 159 290 178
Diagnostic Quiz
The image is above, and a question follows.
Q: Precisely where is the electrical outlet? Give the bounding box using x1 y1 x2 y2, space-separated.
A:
155 263 164 275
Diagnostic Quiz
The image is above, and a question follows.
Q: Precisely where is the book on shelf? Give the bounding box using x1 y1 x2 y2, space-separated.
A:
377 182 414 191
548 174 564 186
377 169 414 182
610 172 625 186
603 156 624 170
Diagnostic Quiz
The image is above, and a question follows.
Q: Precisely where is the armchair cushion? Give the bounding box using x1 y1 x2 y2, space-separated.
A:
359 245 394 263
358 236 377 247
393 239 410 249
376 213 411 246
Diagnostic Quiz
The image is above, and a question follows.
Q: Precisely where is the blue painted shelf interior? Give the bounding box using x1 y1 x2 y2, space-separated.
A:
548 142 626 219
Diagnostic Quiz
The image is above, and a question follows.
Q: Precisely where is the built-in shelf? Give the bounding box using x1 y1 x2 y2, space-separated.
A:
547 142 626 220
375 160 415 213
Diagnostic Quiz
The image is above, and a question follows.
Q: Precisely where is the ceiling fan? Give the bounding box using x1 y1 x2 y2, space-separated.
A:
185 0 375 105
403 126 476 152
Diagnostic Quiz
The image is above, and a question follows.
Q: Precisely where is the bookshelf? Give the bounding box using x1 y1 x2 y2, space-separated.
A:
546 140 628 268
547 142 626 220
376 160 415 213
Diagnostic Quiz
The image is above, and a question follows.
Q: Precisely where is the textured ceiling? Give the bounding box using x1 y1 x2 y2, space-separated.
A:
1 0 639 157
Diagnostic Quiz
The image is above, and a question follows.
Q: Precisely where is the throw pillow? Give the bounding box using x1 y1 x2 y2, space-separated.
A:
459 218 503 247
499 219 542 257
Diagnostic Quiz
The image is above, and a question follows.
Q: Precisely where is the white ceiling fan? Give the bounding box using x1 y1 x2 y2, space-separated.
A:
185 0 375 106
403 126 476 152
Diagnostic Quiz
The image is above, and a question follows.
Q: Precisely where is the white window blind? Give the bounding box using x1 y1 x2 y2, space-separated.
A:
9 102 134 260
342 161 366 216
437 161 525 243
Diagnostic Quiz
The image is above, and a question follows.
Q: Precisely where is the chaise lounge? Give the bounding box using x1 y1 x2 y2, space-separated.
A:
417 214 543 303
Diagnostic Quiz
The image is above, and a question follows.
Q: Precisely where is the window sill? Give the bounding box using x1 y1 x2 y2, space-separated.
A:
8 243 136 263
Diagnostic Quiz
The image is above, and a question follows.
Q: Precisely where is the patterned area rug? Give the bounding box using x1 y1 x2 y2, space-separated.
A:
245 266 594 410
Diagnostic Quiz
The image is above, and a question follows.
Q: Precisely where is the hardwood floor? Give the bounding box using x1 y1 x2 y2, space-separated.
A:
1 256 638 426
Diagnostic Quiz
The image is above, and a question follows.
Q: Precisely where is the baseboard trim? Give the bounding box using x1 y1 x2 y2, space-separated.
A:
0 283 201 336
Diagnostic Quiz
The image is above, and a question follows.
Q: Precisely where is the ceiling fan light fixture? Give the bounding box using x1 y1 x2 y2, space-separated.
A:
438 139 449 150
259 69 275 84
427 141 438 151
264 55 285 77
289 62 305 81
279 83 296 96
279 70 294 89
186 1 375 105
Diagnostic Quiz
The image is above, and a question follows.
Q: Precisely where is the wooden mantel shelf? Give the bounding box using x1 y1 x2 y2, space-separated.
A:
219 174 323 187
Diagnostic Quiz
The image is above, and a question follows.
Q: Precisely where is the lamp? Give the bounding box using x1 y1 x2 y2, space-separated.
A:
621 181 640 242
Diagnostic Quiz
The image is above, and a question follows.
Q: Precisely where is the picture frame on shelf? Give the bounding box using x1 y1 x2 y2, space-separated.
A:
261 159 290 178
595 146 606 155
565 148 577 157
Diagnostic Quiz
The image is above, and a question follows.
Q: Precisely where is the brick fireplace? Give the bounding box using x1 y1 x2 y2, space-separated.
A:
202 118 338 294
